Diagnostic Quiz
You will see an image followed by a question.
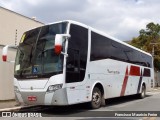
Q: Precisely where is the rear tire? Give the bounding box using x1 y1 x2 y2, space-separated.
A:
139 85 146 99
90 87 102 109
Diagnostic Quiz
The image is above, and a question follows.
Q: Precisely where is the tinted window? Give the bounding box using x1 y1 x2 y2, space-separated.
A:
90 32 128 62
90 31 152 68
90 32 111 61
111 41 128 61
66 24 88 83
141 53 152 67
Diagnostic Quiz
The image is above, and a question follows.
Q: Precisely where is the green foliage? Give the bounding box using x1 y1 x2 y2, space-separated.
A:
154 56 160 70
130 22 160 70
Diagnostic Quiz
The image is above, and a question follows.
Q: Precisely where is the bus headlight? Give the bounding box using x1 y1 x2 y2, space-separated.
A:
47 84 63 92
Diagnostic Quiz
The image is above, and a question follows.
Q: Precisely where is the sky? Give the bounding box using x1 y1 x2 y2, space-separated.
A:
0 0 160 41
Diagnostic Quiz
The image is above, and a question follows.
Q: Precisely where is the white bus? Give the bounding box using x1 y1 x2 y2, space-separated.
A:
2 20 154 109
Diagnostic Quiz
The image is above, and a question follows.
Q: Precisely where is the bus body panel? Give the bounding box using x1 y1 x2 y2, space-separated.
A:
88 59 153 99
66 82 88 104
18 79 48 89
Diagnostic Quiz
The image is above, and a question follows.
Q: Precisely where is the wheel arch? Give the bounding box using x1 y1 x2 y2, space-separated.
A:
90 82 105 101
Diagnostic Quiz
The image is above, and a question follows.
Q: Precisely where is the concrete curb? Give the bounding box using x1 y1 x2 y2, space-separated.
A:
0 106 23 112
152 87 160 91
0 105 35 112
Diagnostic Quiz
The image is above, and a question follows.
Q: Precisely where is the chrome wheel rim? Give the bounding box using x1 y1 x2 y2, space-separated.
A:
92 92 100 105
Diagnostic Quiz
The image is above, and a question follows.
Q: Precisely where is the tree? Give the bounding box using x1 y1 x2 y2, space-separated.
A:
130 22 160 70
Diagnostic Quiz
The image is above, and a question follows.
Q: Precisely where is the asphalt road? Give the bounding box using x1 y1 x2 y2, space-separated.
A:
1 90 160 120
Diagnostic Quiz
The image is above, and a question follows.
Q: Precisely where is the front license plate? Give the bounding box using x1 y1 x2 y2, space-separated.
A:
28 96 37 101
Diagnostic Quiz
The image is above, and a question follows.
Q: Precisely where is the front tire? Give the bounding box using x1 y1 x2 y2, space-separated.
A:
90 87 102 109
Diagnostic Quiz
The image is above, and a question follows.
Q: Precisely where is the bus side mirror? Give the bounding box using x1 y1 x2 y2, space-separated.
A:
2 45 9 62
55 35 63 55
55 34 70 55
2 45 16 62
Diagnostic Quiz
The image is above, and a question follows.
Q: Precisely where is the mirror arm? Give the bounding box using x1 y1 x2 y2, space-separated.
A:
61 52 68 57
61 34 71 39
60 35 70 57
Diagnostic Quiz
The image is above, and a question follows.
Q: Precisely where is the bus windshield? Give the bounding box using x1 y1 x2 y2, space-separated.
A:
14 22 68 79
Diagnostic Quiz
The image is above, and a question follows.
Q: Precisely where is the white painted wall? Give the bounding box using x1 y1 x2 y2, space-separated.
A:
0 7 44 100
0 47 16 100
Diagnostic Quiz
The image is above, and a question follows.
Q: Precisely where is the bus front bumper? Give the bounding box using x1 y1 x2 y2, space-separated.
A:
15 88 69 106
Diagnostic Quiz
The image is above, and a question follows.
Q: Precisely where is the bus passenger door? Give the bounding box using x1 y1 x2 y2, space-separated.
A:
65 49 86 104
65 24 88 104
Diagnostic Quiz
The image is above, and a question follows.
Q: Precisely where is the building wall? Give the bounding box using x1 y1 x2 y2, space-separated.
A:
0 7 44 100
0 46 16 100
0 7 44 45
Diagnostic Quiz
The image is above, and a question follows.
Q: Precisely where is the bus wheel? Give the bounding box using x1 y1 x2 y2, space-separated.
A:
139 85 146 99
90 87 102 109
